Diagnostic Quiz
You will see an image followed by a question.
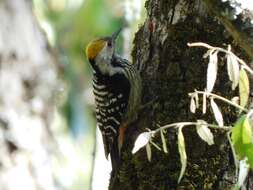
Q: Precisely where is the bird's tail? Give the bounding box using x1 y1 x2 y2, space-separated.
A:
110 138 121 173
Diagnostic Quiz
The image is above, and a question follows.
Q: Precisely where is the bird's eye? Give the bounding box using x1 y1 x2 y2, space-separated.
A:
107 41 112 48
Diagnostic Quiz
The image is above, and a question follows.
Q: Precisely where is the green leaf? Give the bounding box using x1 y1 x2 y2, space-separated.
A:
160 129 168 153
244 144 253 168
231 115 246 147
231 115 246 158
178 126 187 183
239 68 249 108
242 118 252 144
146 143 152 162
231 115 253 169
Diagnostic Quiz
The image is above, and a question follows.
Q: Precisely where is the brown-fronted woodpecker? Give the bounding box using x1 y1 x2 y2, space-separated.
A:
85 28 142 171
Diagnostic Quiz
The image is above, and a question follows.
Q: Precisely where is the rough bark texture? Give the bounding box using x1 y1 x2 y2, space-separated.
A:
110 0 253 189
0 0 59 189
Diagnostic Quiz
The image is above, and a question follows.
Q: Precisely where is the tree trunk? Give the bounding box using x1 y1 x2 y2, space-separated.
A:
110 0 253 189
0 0 59 189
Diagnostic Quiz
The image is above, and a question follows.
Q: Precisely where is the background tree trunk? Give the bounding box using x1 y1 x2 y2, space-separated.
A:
110 0 253 189
0 0 59 189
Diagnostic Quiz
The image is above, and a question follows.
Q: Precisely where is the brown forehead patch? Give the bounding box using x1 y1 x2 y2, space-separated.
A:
86 39 106 61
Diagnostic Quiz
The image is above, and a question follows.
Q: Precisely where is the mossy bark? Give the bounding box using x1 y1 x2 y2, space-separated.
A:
109 0 253 189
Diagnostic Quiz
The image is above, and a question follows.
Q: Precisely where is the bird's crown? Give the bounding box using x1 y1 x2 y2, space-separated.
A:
85 28 122 62
86 39 106 61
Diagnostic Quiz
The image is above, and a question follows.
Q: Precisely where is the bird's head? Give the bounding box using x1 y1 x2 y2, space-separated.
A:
86 28 122 66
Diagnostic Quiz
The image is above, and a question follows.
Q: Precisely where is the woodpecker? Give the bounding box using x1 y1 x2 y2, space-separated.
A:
85 28 142 171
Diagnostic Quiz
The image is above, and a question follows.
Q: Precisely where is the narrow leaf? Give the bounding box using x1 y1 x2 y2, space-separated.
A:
190 96 196 113
146 143 152 162
231 115 246 146
239 68 249 108
178 126 187 183
132 132 152 154
196 120 214 145
206 51 218 92
210 98 224 126
195 92 199 108
227 132 239 177
160 129 168 153
231 115 253 169
242 118 252 144
202 91 207 114
237 159 249 189
227 54 240 90
244 146 253 169
150 140 162 151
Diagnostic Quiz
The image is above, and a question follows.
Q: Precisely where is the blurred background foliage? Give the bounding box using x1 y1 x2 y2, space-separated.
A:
33 0 123 137
32 0 145 189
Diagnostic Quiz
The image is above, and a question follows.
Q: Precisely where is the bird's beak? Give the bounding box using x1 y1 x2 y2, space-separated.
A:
111 28 122 41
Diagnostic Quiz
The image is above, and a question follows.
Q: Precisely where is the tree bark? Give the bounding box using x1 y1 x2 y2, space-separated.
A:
109 0 253 189
0 0 59 189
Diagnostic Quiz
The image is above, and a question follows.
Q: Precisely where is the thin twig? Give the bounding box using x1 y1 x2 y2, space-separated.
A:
150 140 162 151
154 121 231 134
189 90 248 112
227 131 239 178
187 42 253 75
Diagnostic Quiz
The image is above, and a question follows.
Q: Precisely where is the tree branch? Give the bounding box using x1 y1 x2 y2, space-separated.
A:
203 0 253 61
